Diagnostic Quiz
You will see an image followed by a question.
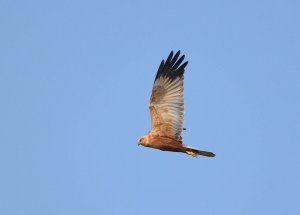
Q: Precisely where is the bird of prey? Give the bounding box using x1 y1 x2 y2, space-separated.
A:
138 50 215 157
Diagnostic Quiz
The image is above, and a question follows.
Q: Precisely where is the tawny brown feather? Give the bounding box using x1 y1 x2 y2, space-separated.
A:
138 50 215 158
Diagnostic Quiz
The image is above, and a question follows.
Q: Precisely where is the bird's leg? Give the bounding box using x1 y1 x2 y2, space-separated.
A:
186 151 197 157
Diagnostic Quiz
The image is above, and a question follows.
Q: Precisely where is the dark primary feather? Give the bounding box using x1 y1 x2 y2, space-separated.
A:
154 50 188 82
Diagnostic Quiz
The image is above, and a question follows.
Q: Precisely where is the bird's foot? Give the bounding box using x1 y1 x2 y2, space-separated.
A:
186 151 198 157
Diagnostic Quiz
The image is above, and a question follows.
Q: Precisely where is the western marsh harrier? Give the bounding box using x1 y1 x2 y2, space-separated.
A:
138 50 215 157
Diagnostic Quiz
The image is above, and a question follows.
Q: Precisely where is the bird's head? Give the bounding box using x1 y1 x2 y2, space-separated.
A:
137 136 147 146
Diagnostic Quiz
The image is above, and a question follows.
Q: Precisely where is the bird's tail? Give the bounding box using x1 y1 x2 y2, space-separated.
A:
185 146 215 157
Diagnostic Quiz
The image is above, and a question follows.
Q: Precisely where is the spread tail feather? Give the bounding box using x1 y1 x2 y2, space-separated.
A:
185 146 215 157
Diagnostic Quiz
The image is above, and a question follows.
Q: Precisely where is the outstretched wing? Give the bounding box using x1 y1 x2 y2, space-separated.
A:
149 50 188 141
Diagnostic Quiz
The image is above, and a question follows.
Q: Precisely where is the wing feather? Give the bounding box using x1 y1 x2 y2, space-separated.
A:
149 50 188 141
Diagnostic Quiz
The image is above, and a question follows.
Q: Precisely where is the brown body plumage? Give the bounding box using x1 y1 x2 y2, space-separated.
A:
138 50 215 158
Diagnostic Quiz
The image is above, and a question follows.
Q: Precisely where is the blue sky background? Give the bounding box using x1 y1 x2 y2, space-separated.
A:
0 0 299 214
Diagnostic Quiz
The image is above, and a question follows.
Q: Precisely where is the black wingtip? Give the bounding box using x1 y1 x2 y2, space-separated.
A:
154 50 188 82
165 51 174 65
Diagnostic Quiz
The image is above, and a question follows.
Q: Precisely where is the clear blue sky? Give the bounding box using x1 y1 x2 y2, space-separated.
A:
0 0 299 214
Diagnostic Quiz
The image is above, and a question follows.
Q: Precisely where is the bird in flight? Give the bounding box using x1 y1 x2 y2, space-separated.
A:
138 50 215 157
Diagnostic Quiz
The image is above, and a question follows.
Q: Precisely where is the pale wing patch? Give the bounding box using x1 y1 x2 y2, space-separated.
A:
149 76 184 140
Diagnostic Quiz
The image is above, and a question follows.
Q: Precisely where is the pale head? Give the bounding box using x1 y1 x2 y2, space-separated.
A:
137 135 148 146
